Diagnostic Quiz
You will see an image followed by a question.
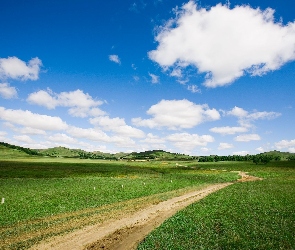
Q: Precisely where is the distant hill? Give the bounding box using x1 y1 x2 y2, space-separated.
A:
1 142 295 161
257 150 295 161
123 150 196 161
0 142 39 159
36 147 86 158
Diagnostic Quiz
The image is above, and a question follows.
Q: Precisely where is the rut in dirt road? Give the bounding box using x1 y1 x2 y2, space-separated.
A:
30 172 262 250
31 183 232 250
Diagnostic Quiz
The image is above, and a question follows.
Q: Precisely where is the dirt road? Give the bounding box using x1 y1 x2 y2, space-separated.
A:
30 172 261 250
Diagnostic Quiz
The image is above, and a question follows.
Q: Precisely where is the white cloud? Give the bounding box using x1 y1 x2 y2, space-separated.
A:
89 116 145 138
247 111 282 120
227 106 248 117
132 99 220 130
0 107 68 131
19 127 47 135
200 147 210 153
67 126 111 143
256 147 265 153
275 139 295 150
66 125 136 148
149 73 159 84
139 133 166 150
187 85 201 93
47 133 77 144
0 131 7 140
140 133 166 144
166 132 214 151
27 89 105 117
0 83 17 99
226 106 281 127
13 135 34 144
234 133 261 142
232 150 249 156
27 89 57 109
109 55 121 64
149 1 295 87
170 68 182 77
210 126 248 135
0 56 42 80
218 142 233 150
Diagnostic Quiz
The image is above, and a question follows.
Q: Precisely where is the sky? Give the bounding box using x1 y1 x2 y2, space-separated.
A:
0 0 295 156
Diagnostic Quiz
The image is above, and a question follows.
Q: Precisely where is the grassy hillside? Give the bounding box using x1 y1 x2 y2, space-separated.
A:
123 150 196 161
1 141 295 161
37 146 85 158
258 150 295 160
0 142 38 159
1 142 195 161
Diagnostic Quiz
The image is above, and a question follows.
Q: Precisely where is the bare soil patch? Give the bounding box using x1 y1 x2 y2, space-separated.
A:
235 171 263 182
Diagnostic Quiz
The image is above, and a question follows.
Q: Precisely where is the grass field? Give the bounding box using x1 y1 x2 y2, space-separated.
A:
0 158 237 249
138 161 295 250
0 156 294 249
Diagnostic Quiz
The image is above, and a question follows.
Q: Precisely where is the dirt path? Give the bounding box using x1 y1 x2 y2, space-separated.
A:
30 172 261 250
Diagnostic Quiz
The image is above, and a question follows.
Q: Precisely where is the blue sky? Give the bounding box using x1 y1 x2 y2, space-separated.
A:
0 0 295 155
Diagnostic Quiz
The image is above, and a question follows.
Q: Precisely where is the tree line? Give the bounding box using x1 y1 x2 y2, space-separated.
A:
198 154 282 164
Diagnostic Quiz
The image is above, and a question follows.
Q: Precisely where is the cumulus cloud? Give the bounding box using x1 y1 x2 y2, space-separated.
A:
0 83 17 99
47 133 77 144
227 106 249 117
6 123 47 135
109 55 121 64
140 133 166 144
256 147 265 153
148 1 295 87
275 139 295 150
0 56 42 80
67 126 136 147
226 106 281 127
67 126 111 143
149 73 159 84
187 85 201 93
210 126 248 135
232 150 249 156
19 127 47 135
27 89 105 117
132 99 220 130
89 116 145 138
13 135 34 144
0 107 68 131
166 132 214 151
0 131 7 140
170 68 182 77
234 133 261 142
218 142 233 150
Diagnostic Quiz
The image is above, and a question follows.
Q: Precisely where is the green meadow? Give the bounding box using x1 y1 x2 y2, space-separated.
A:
0 145 294 249
138 161 295 250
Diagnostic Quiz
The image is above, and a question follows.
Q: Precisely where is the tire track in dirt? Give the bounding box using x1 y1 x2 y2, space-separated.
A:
30 183 232 250
30 172 262 250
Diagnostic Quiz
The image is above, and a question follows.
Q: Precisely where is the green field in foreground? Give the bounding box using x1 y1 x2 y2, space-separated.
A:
0 158 294 249
0 158 239 249
138 161 295 250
